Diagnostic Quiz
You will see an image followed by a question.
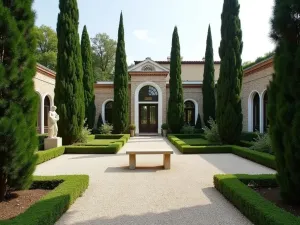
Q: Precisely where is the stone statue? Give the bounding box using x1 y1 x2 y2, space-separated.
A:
48 105 59 138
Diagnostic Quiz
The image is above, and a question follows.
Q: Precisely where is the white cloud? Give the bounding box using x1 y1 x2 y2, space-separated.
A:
133 29 156 44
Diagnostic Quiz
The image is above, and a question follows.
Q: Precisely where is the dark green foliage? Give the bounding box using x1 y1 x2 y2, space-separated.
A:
38 134 48 150
0 0 38 201
243 51 274 70
195 114 202 129
55 0 84 145
214 174 300 225
268 0 300 204
112 12 129 134
0 175 89 225
97 113 104 128
167 27 185 133
36 147 65 165
202 25 216 126
167 135 276 169
216 0 243 144
81 25 96 129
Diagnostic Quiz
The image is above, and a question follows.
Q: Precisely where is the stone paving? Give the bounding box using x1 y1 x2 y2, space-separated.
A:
35 136 275 225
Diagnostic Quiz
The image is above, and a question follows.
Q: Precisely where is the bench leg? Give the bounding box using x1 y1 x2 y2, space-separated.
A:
129 154 136 170
163 154 171 169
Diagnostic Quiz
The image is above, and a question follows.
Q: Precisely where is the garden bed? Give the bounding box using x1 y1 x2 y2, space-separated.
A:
167 135 276 169
0 175 89 225
214 174 300 225
35 134 130 164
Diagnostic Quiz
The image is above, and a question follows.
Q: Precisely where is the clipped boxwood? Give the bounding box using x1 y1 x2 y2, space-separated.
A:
36 146 65 165
214 174 300 225
0 175 89 225
168 135 276 169
37 134 48 150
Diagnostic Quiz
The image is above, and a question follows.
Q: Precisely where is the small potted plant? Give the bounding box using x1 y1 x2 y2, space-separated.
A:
129 124 136 137
161 123 169 137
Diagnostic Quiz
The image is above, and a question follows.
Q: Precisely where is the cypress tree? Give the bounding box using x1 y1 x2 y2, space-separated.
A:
81 25 96 129
55 0 84 144
97 113 104 129
112 12 129 134
268 0 300 204
216 0 243 144
195 114 202 130
0 0 38 201
167 26 185 133
203 25 216 127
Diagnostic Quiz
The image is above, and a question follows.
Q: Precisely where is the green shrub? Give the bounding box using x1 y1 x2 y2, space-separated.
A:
0 175 89 225
250 132 272 154
203 118 221 144
161 123 169 130
76 119 92 143
214 174 300 225
37 134 48 150
129 124 136 130
65 145 121 154
238 140 253 148
180 125 195 134
240 132 261 142
36 146 65 165
100 123 113 134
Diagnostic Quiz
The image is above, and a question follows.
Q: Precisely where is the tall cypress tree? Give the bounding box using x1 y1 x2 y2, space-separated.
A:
203 25 216 127
81 25 95 129
216 0 243 144
167 26 185 133
268 0 300 204
112 12 129 134
55 0 84 144
0 0 38 201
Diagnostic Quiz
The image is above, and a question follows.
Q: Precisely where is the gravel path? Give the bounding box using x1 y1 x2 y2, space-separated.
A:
35 136 275 225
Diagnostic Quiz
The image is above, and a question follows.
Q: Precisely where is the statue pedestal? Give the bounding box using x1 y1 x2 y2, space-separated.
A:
44 137 62 150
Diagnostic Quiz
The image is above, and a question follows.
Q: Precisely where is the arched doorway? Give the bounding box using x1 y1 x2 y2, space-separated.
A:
253 93 260 132
263 92 268 132
36 92 42 133
105 101 113 124
184 101 195 126
44 96 51 133
138 85 158 133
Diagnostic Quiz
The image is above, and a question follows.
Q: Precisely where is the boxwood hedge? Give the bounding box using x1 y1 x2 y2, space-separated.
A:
168 135 276 169
214 174 300 225
0 175 89 225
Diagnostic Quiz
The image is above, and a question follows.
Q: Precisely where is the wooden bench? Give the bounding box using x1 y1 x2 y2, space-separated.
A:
126 150 173 170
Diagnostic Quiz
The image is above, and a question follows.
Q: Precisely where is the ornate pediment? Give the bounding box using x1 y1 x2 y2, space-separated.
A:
128 58 169 72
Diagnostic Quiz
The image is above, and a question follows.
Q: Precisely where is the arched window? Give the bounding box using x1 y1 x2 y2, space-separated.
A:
253 93 260 132
105 101 113 124
263 92 268 132
139 85 158 102
44 96 51 128
184 101 195 126
36 93 41 133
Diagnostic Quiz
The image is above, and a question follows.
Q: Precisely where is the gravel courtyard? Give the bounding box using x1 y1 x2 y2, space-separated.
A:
35 136 275 225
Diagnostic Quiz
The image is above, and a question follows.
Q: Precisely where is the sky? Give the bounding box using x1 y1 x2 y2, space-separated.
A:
33 0 275 64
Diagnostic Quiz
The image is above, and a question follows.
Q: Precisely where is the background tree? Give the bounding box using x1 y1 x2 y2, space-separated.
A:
268 0 300 204
202 25 216 127
0 0 38 201
55 0 85 144
195 114 202 130
34 25 57 70
91 33 117 81
216 0 243 144
81 25 96 129
112 12 129 134
167 26 185 133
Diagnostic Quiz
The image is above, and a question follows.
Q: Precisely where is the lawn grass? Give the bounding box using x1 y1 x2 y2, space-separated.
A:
181 138 215 146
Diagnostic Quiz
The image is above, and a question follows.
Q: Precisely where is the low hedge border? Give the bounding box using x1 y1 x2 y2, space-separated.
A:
66 134 130 154
36 146 65 165
168 135 276 169
35 134 130 164
0 175 89 225
214 174 300 225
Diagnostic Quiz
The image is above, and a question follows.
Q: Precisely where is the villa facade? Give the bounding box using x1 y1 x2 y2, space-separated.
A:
35 56 273 135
